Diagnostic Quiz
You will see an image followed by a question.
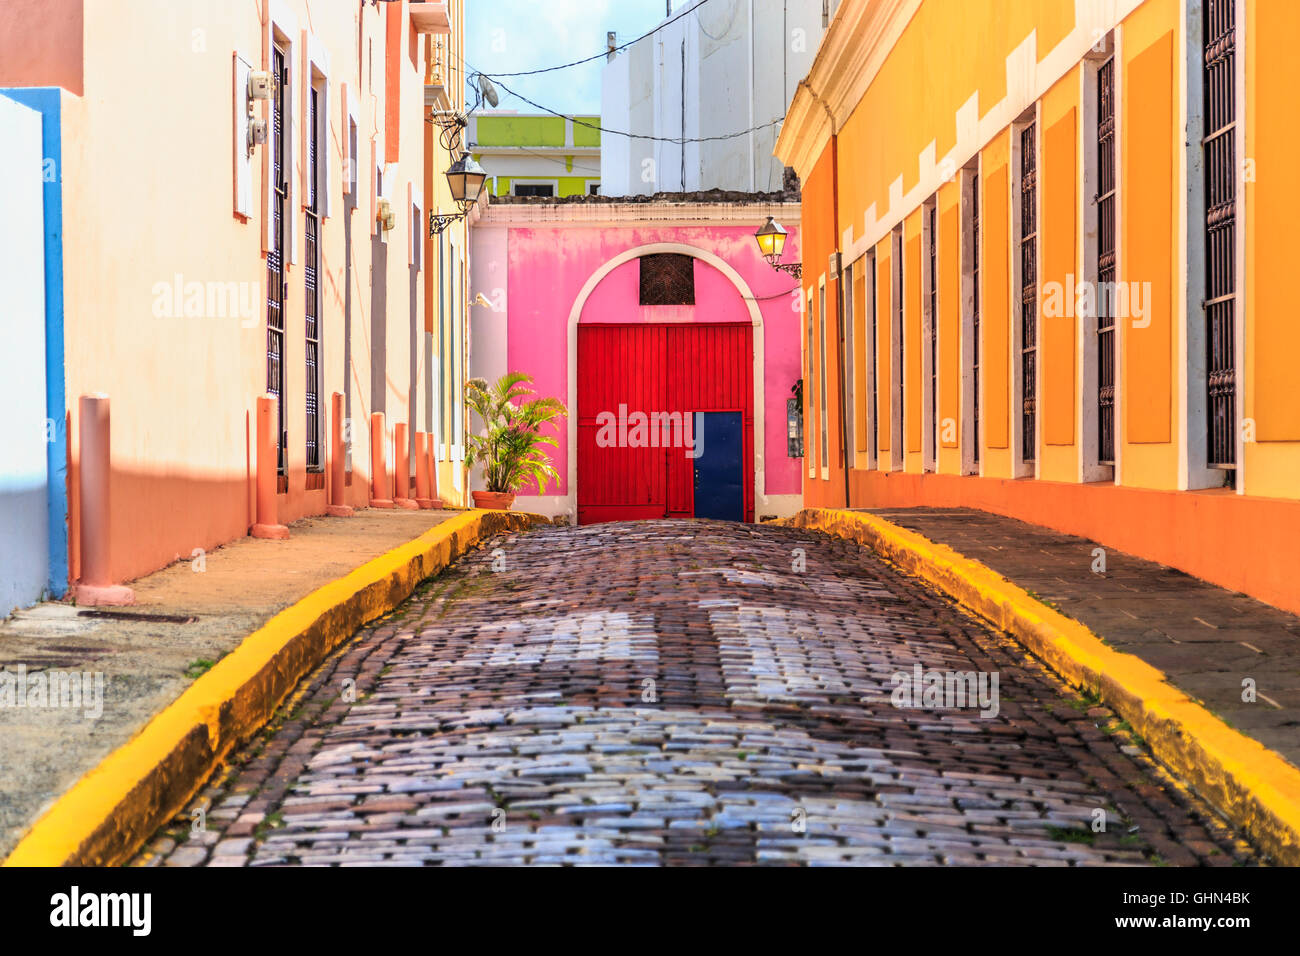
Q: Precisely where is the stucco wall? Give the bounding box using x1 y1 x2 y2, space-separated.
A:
472 210 804 518
0 95 50 615
4 0 437 586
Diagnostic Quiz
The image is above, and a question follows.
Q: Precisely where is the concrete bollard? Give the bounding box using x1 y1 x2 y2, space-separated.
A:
251 394 290 539
414 432 435 509
73 394 135 606
393 423 419 509
369 412 394 508
326 391 354 517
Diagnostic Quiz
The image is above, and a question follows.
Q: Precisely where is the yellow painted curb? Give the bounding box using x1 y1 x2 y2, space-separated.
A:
782 507 1300 865
3 509 549 867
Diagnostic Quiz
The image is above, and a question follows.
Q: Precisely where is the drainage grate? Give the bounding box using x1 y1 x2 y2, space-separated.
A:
78 610 198 624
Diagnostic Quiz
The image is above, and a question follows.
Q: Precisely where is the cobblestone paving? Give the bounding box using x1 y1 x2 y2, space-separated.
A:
135 521 1258 867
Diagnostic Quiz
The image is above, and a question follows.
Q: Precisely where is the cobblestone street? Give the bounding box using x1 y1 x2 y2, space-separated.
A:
136 521 1257 867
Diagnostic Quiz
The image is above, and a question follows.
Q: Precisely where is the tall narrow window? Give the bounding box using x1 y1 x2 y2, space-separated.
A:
928 201 938 469
266 45 288 481
971 173 981 466
1097 58 1117 464
437 235 446 450
869 254 878 466
453 251 463 449
1020 122 1038 464
1204 0 1236 467
807 290 816 476
305 84 322 474
819 283 829 473
843 262 855 467
894 231 904 467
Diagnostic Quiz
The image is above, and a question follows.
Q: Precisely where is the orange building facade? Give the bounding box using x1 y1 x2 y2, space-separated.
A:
777 0 1300 614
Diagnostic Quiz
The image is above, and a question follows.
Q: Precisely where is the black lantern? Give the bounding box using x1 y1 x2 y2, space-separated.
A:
446 152 487 209
431 152 489 237
756 216 801 278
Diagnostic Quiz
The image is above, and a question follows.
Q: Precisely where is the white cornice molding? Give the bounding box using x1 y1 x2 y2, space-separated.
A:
480 200 802 228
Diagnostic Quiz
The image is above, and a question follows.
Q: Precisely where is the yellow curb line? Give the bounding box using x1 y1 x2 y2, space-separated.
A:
782 507 1300 865
3 509 548 867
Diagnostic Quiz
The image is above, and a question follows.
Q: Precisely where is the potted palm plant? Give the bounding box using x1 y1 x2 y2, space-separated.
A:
465 372 567 510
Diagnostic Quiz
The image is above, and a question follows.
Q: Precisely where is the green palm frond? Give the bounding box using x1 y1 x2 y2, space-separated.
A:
464 372 568 494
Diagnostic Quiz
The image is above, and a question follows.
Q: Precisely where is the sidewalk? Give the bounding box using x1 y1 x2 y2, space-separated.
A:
860 507 1300 770
0 509 458 860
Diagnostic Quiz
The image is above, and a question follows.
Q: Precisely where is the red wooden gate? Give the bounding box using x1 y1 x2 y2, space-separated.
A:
576 323 753 525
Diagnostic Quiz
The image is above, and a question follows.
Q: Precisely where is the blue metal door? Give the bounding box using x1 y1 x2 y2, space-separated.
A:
692 411 744 522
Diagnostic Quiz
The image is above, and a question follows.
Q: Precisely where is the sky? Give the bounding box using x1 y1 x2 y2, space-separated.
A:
464 0 676 116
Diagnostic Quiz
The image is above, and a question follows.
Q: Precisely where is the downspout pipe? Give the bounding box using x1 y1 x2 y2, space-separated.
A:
801 78 851 510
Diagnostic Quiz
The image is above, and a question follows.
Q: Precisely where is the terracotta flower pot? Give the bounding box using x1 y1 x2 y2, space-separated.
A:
472 490 516 511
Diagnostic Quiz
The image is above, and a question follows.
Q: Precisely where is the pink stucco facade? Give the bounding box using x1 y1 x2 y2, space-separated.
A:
469 200 805 520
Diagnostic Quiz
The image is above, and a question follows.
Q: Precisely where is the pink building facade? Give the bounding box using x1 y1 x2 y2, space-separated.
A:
469 198 805 523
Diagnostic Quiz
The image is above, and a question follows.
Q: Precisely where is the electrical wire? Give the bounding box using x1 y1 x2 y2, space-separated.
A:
480 0 717 77
491 76 783 145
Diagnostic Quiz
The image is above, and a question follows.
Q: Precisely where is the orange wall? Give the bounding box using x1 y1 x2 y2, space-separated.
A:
784 0 1300 616
1243 0 1300 499
835 0 1075 238
980 131 1011 474
1120 0 1176 490
802 144 845 507
844 469 1300 620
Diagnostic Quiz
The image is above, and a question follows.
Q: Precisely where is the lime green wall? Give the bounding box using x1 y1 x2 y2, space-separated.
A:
475 115 601 147
476 116 566 146
572 118 600 147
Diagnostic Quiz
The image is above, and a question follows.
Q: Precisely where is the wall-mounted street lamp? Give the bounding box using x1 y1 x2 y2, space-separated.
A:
755 216 802 279
427 73 498 237
429 152 488 236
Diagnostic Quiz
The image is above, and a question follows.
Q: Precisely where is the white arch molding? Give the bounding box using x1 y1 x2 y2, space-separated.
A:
531 242 772 523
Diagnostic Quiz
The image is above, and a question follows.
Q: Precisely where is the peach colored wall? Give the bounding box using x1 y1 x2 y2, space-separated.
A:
0 0 84 95
9 0 434 586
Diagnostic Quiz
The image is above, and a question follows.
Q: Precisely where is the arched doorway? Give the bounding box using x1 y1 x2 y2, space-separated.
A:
569 244 763 524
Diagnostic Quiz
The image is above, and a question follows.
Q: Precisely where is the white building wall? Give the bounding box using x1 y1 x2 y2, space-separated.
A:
601 0 830 196
466 224 509 494
0 94 49 616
